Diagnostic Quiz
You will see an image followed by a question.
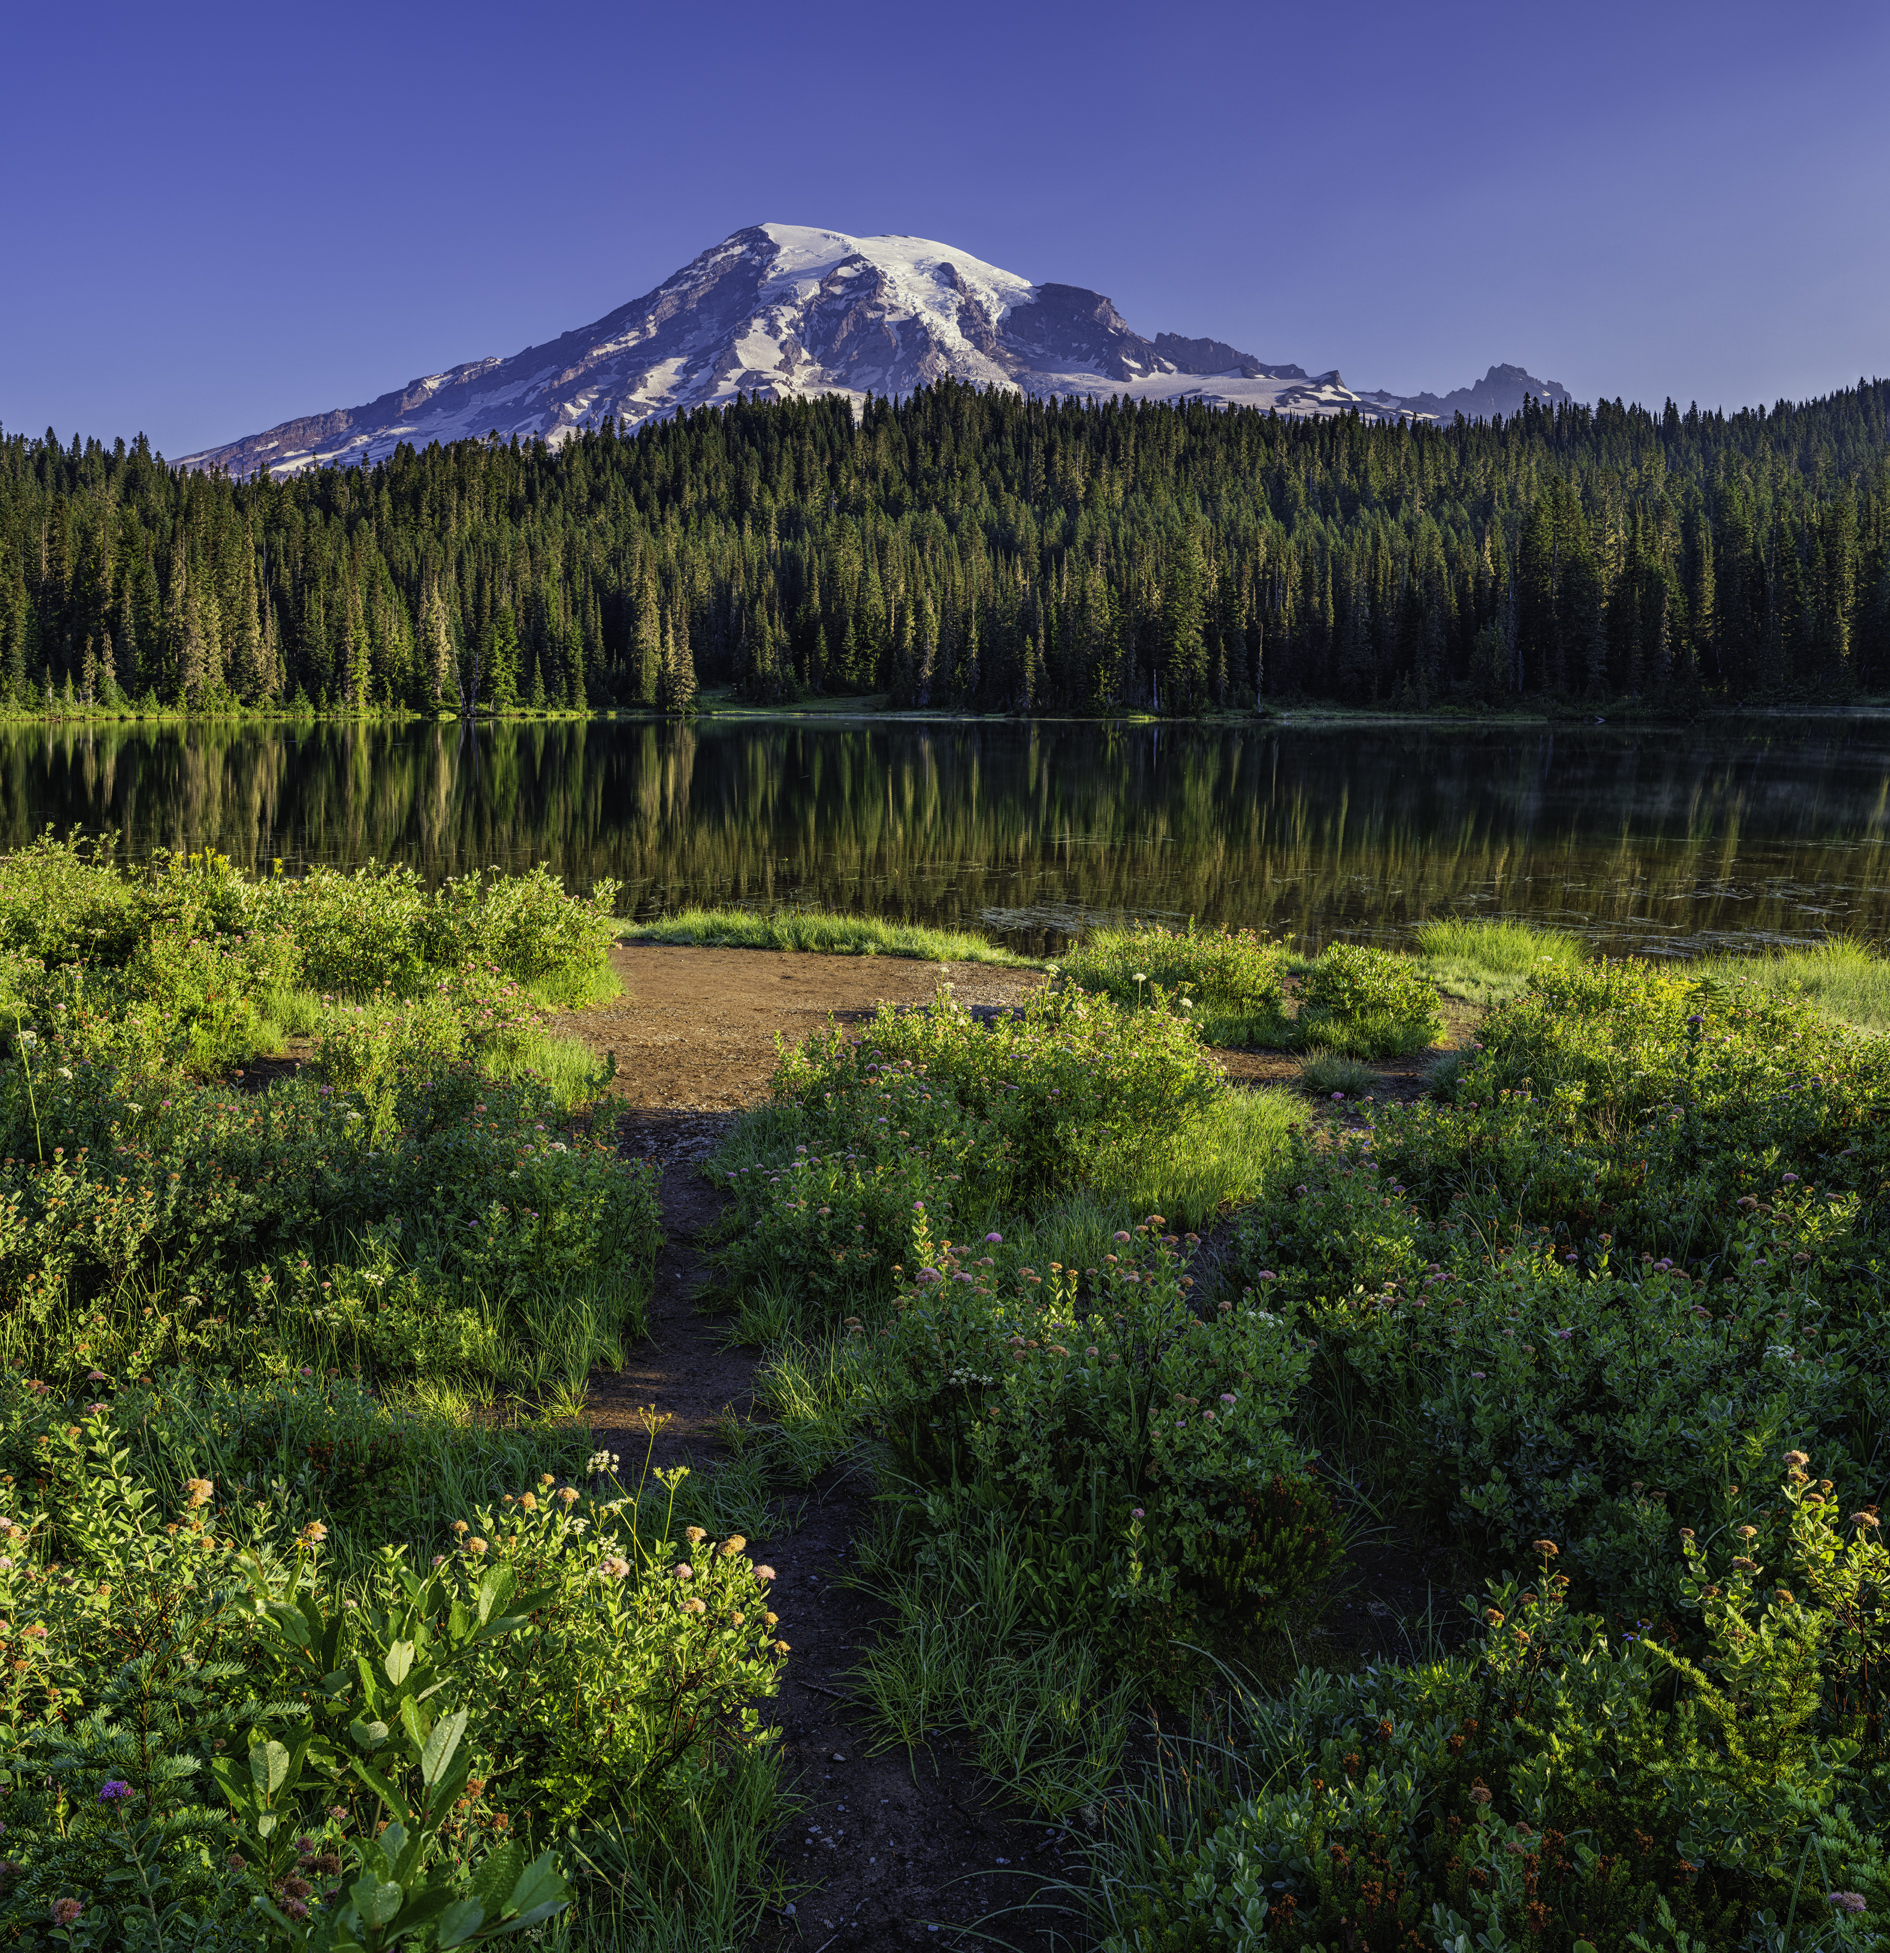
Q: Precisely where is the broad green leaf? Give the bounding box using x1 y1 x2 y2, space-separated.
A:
435 1898 485 1947
382 1639 415 1687
504 1850 568 1918
349 1716 389 1751
421 1706 468 1788
253 1739 291 1796
398 1695 431 1752
358 1876 404 1928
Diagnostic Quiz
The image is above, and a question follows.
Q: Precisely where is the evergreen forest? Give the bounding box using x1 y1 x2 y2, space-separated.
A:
3 376 1890 716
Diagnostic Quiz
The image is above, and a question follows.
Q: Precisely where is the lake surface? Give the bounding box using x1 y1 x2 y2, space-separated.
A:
4 714 1889 955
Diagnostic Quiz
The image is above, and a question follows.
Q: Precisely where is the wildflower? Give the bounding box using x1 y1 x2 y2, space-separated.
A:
683 1597 706 1615
721 1535 747 1556
466 1537 489 1557
184 1477 215 1508
597 1557 631 1580
518 1491 537 1512
51 1899 83 1926
1851 1511 1881 1529
301 1521 328 1545
755 1565 776 1582
1532 1539 1558 1557
557 1487 579 1505
1469 1782 1492 1806
685 1526 707 1545
1731 1556 1759 1572
674 1563 694 1581
1220 1393 1237 1405
99 1780 131 1803
1131 1508 1145 1521
1829 1893 1869 1915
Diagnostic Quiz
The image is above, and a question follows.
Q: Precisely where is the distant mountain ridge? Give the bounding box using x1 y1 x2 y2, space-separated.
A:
178 225 1573 478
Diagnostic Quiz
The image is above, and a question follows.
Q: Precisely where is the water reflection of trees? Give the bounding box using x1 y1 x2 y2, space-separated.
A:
1 720 1886 953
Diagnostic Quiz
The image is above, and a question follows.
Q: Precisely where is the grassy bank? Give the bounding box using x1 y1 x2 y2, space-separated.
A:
0 839 786 1951
621 905 1046 965
690 922 1890 1949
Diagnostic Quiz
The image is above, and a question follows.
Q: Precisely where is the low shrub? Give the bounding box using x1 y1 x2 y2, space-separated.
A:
1296 941 1444 1056
0 1380 786 1949
1091 1463 1888 1953
1229 957 1890 1616
871 1215 1333 1643
1061 923 1289 1038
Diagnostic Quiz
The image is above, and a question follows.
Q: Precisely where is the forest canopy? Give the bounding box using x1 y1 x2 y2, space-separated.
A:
2 377 1888 716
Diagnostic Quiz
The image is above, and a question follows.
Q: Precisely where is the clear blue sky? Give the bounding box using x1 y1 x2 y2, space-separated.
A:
7 0 1887 457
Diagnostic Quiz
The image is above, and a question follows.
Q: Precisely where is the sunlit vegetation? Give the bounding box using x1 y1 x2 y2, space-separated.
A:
698 934 1890 1949
620 904 1044 964
0 841 794 1948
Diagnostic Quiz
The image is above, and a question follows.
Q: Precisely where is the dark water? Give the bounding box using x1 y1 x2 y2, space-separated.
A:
4 714 1889 955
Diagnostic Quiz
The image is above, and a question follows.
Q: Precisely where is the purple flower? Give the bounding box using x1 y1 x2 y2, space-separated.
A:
984 1232 1003 1245
99 1780 131 1804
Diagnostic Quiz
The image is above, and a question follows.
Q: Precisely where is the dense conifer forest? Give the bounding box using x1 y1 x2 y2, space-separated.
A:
3 377 1889 716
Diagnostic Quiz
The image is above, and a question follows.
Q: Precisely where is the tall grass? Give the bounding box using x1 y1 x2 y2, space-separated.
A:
1411 914 1587 1005
620 906 1042 965
1694 934 1890 1033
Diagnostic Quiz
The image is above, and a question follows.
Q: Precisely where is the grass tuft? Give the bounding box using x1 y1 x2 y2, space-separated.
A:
1693 934 1890 1033
1412 915 1587 1006
1298 1050 1381 1099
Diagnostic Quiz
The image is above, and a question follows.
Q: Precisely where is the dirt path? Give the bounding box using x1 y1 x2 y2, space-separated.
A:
566 945 1467 1948
576 947 1069 1951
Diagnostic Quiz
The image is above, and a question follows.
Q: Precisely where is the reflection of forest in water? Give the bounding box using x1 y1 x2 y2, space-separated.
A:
3 716 1888 954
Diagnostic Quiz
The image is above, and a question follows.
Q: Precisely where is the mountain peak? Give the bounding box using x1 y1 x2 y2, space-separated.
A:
177 225 1566 477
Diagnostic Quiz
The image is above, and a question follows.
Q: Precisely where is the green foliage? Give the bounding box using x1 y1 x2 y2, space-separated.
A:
1228 956 1890 1621
620 906 1041 965
1090 1476 1888 1953
0 1386 785 1948
874 1215 1334 1643
0 840 651 1390
1692 937 1890 1037
1296 942 1445 1056
1297 1050 1381 1099
1412 916 1588 974
1061 924 1289 1044
715 984 1224 1327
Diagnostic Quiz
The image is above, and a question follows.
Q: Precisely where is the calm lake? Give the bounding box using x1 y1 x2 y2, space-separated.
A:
4 714 1889 955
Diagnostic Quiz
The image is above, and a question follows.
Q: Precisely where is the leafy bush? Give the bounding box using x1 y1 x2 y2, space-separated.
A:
1296 942 1444 1056
1228 958 1890 1617
1061 924 1288 1034
1092 1464 1888 1953
716 985 1225 1328
871 1214 1333 1642
0 1382 786 1948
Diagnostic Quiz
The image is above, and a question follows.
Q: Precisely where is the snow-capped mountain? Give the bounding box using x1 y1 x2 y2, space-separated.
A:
177 224 1570 478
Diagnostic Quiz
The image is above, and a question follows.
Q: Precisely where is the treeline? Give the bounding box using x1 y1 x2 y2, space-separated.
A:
3 378 1889 714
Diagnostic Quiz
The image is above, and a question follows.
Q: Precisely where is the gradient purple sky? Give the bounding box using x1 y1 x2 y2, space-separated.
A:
7 0 1887 458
